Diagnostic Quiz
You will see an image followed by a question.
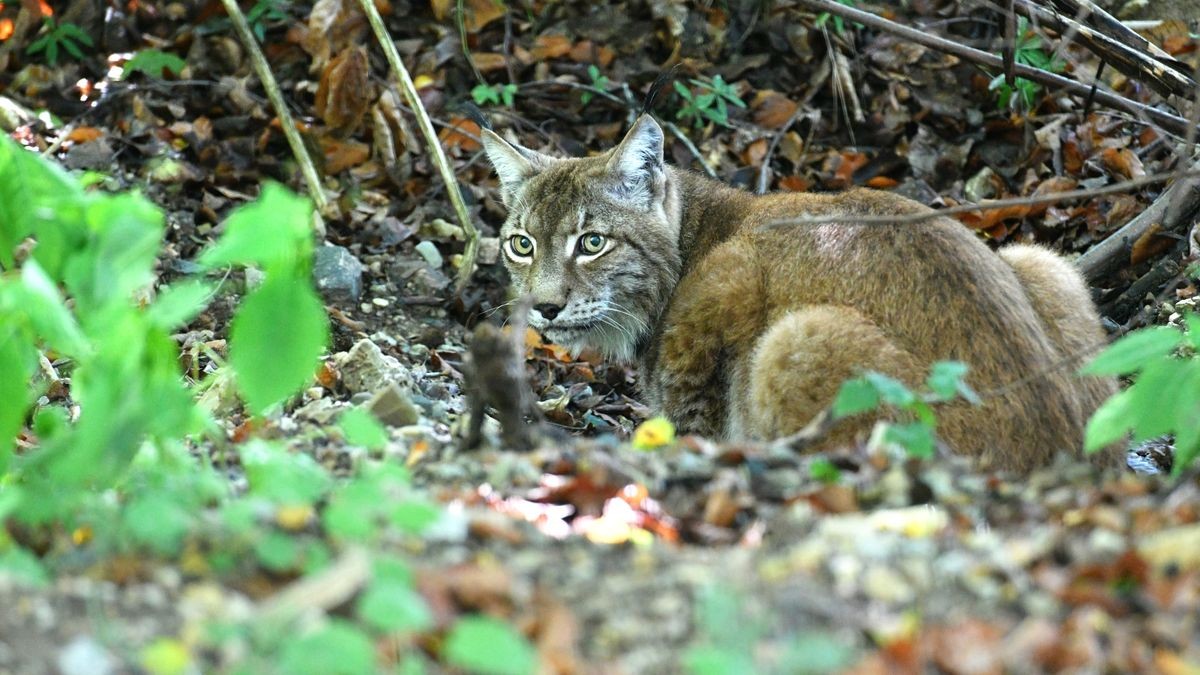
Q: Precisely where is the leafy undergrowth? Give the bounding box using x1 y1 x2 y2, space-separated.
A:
2 0 1200 673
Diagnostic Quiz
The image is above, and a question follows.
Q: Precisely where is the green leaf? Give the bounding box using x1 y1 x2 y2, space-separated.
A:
123 492 192 555
339 407 389 450
1084 388 1134 452
18 260 88 356
883 422 935 459
808 458 841 484
864 372 916 408
831 377 879 419
1081 327 1182 375
683 646 756 675
925 361 972 402
255 531 299 571
0 323 35 470
242 440 331 505
779 633 854 673
673 81 693 101
391 498 440 535
444 616 536 675
122 49 187 79
229 274 329 414
279 620 376 675
358 580 432 633
199 183 313 274
147 280 215 330
0 547 49 588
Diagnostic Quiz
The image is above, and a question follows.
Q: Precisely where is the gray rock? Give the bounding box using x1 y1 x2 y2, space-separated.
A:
338 339 412 394
57 636 117 675
366 382 421 427
313 244 364 304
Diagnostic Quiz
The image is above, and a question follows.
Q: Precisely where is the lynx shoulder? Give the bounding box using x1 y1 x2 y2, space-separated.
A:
480 115 1118 472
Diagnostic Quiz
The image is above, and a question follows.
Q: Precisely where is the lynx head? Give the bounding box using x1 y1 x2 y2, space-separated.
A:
481 115 682 362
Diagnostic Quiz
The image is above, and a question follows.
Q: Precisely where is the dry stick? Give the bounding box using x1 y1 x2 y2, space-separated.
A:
1000 0 1196 99
357 0 480 293
1075 164 1200 281
796 0 1198 138
218 0 329 227
1046 0 1188 75
763 170 1200 228
664 121 718 180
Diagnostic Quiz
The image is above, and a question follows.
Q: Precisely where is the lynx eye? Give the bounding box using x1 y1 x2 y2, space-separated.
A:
578 233 607 255
508 234 535 258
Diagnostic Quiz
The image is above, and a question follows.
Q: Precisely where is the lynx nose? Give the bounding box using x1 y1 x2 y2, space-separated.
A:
534 303 563 320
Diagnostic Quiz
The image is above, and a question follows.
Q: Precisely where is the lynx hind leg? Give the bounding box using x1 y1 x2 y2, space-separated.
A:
742 305 922 447
997 244 1117 413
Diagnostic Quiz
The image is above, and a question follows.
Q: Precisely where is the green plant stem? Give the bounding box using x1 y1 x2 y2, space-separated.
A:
218 0 329 229
357 0 480 292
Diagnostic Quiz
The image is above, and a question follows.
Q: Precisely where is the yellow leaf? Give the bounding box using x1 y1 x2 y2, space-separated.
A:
140 638 192 675
275 504 314 531
632 416 676 451
413 74 435 90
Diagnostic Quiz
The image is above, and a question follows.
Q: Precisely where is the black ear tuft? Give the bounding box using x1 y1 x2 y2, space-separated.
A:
459 101 493 131
641 64 681 116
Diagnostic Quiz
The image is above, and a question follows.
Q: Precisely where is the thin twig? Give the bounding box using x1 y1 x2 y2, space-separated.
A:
762 170 1200 229
664 121 717 179
357 0 480 293
796 0 1198 139
218 0 329 228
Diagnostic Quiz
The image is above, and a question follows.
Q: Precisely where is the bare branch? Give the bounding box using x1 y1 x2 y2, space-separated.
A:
357 0 480 293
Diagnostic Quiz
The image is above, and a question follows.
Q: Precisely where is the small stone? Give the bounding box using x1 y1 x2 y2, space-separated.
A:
338 339 412 394
360 303 373 314
366 382 421 427
415 240 443 268
58 636 117 675
313 244 364 304
478 237 500 265
372 297 389 307
863 564 915 603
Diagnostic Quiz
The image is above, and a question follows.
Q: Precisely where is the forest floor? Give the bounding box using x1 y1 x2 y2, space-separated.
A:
2 0 1200 673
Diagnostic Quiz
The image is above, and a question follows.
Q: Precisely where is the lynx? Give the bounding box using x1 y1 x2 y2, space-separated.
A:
481 115 1118 472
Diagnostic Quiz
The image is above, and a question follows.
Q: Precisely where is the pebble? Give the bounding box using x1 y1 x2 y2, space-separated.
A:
415 240 443 268
57 636 117 675
338 339 412 394
312 244 364 303
365 383 421 427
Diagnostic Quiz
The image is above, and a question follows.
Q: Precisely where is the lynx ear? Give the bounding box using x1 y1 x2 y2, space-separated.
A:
481 129 554 205
605 115 665 209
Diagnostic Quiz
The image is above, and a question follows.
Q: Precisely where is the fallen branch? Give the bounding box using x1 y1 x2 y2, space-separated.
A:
997 0 1196 100
357 0 480 293
219 0 329 230
796 0 1198 139
1075 164 1200 282
761 170 1200 229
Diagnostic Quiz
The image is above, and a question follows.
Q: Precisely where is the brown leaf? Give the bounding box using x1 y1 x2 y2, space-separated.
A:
1130 222 1175 267
530 34 572 61
320 138 370 173
865 176 899 189
314 46 373 133
741 138 768 167
471 52 509 72
751 90 799 129
703 487 739 527
439 0 506 32
1101 147 1145 180
67 126 103 143
438 116 482 152
778 175 809 192
302 0 369 71
568 40 615 67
